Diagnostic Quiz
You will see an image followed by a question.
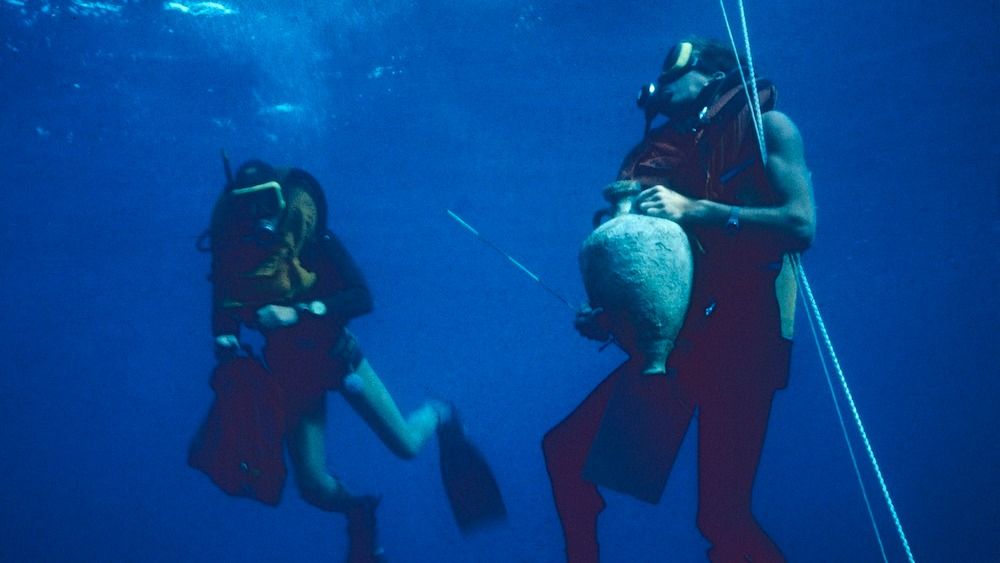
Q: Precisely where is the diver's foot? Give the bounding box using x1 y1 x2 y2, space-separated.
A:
345 495 385 563
428 399 456 427
433 401 467 443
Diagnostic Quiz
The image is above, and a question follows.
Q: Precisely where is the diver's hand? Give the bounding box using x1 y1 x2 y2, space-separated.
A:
635 185 694 224
214 334 240 361
256 304 300 330
574 304 611 342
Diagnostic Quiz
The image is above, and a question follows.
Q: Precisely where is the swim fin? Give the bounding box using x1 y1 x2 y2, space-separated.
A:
437 408 507 534
345 495 386 563
582 361 693 504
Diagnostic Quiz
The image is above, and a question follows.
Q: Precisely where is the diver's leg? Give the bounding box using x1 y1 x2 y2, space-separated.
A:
340 359 442 460
287 393 357 511
287 394 385 563
541 364 630 563
696 384 784 563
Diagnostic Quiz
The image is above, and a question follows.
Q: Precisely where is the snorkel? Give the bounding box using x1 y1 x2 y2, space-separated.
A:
221 149 235 185
225 158 287 246
230 181 286 244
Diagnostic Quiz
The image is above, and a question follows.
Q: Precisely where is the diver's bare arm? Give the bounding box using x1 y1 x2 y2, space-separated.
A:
691 111 815 248
636 111 816 251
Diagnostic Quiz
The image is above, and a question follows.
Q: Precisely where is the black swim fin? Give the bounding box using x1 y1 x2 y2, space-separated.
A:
582 362 693 504
437 408 507 534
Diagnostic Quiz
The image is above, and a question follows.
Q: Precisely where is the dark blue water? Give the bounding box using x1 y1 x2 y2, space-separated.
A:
2 1 997 561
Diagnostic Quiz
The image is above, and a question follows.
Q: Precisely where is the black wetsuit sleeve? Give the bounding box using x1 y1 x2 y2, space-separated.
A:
312 232 374 323
211 276 240 337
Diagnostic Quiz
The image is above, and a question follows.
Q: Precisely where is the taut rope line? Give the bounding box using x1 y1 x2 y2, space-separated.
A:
717 1 916 560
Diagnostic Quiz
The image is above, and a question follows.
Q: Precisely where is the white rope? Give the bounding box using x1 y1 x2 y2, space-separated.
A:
795 259 916 562
796 257 890 563
735 0 767 161
718 2 916 560
718 0 767 163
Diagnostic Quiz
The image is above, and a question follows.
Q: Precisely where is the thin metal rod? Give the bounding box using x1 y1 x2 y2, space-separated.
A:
446 209 576 311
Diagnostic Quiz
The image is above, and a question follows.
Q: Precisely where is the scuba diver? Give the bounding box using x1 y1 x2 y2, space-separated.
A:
542 38 817 562
190 157 505 562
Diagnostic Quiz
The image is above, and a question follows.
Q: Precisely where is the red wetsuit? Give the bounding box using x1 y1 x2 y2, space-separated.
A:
543 83 792 563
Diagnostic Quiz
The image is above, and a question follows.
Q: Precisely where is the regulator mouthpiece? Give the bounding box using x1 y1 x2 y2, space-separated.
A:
637 83 656 109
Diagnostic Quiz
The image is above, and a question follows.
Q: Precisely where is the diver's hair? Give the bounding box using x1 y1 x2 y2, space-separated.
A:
683 37 748 76
281 168 329 232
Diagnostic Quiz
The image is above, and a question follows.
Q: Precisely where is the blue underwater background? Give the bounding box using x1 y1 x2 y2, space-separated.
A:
1 1 998 562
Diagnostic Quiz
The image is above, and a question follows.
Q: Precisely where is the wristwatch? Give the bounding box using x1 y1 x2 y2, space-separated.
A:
725 205 741 236
297 300 327 316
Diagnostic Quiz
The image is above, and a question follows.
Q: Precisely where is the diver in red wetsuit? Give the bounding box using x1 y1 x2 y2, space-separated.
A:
195 159 458 562
542 38 817 562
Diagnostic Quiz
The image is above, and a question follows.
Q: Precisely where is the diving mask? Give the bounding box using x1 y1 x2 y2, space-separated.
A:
636 41 699 110
228 181 286 243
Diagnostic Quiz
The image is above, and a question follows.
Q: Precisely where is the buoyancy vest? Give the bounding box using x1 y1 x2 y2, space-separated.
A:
618 81 797 339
